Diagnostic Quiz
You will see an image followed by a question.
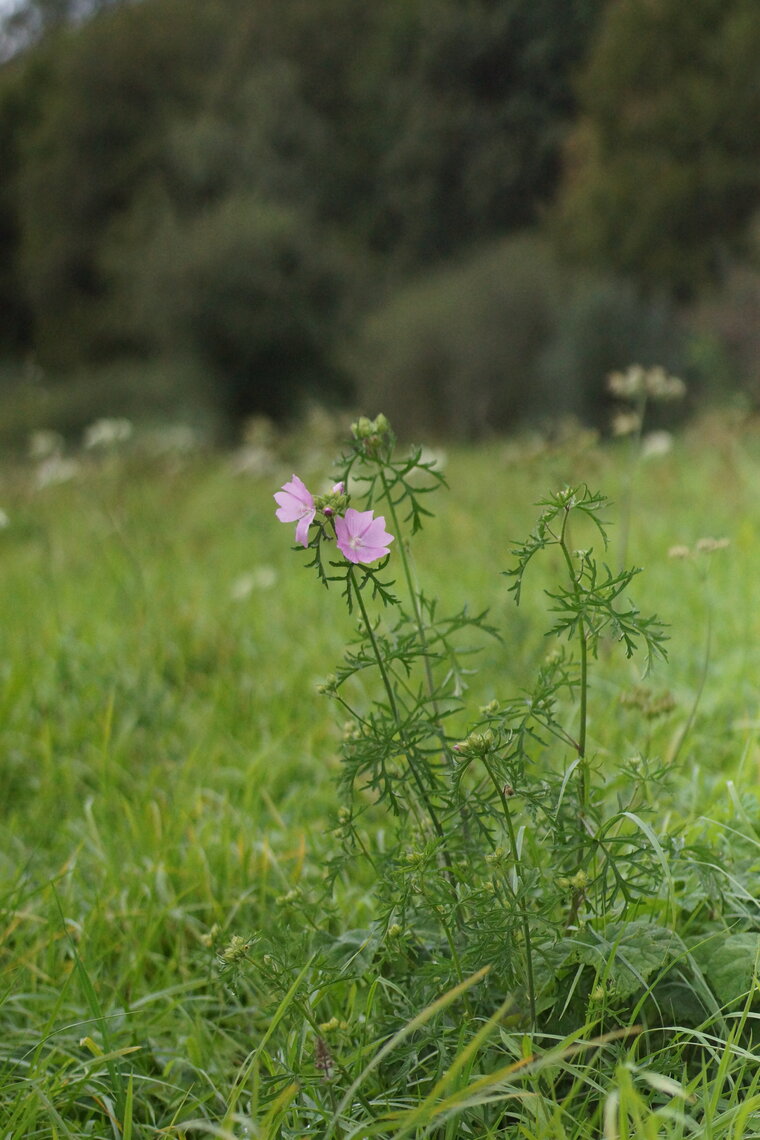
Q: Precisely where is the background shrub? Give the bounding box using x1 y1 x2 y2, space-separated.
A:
350 235 690 439
124 195 355 424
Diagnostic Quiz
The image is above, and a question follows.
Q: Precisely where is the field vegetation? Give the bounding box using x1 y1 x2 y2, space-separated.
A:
2 407 760 1137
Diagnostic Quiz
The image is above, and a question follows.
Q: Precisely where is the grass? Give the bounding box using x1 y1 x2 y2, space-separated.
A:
1 412 760 1137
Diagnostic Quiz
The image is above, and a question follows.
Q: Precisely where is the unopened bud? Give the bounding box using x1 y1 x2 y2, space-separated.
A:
351 416 373 440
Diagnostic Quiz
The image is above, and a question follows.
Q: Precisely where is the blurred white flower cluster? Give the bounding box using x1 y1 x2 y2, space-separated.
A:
29 430 81 489
83 418 134 450
608 364 686 453
608 364 686 403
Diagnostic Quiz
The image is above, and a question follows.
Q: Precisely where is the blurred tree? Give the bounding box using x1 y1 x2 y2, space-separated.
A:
0 44 54 352
13 0 230 366
555 0 760 293
124 194 353 421
0 0 608 428
359 0 604 265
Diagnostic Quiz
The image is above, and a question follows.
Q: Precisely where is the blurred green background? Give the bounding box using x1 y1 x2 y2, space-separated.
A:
0 0 759 445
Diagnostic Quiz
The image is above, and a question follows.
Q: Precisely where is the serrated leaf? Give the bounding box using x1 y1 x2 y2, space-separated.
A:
571 920 685 999
690 932 760 1007
533 921 687 1021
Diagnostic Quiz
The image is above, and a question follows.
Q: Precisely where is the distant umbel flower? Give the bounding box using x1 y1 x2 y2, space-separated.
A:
35 455 81 490
28 430 64 461
274 474 316 547
83 418 133 450
335 508 394 565
607 365 686 403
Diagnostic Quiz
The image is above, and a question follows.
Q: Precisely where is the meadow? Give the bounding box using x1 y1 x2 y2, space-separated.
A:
2 408 760 1138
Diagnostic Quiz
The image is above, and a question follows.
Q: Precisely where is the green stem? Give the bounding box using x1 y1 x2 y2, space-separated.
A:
351 564 400 724
378 468 445 736
558 515 589 819
669 590 712 768
258 969 373 1118
377 466 474 874
481 755 537 1029
618 392 647 573
349 567 451 857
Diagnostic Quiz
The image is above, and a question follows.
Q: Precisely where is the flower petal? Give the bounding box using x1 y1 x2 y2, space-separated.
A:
274 475 314 520
346 508 375 537
282 474 313 507
363 515 394 548
358 543 391 564
334 509 393 564
274 492 302 523
294 512 314 547
334 514 353 560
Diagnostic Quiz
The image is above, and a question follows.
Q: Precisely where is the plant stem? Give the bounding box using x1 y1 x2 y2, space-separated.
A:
349 566 452 862
669 595 712 768
481 756 537 1028
378 468 447 738
558 512 589 819
618 392 647 572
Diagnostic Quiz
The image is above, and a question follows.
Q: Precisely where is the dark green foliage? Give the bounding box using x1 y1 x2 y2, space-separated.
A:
556 0 760 292
124 195 354 421
0 0 605 431
350 236 565 440
350 236 690 439
358 0 605 264
3 0 758 431
13 0 230 367
539 277 689 423
1 0 125 56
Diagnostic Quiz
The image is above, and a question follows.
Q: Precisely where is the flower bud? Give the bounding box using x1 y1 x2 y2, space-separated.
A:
351 416 374 440
452 729 495 759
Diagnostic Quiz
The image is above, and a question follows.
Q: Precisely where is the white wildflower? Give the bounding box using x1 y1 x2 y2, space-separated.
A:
611 411 641 437
83 418 133 450
29 430 64 461
230 566 278 600
35 456 81 489
641 430 673 459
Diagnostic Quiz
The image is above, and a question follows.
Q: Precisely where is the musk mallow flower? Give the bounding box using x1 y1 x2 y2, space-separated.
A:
274 474 315 547
335 508 394 565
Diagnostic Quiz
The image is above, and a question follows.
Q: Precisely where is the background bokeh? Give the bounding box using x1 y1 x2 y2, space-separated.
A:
0 0 759 444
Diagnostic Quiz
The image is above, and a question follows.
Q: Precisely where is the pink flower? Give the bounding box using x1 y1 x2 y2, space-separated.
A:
274 474 315 547
335 508 394 565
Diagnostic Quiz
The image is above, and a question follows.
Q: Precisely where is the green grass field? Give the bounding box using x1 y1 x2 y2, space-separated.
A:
2 413 760 1138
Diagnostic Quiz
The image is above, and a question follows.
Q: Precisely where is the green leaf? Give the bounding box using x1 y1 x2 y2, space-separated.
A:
690 932 760 1007
539 921 686 1006
575 920 685 999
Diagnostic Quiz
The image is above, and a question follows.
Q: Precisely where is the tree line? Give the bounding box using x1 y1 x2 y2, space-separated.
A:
1 0 758 437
